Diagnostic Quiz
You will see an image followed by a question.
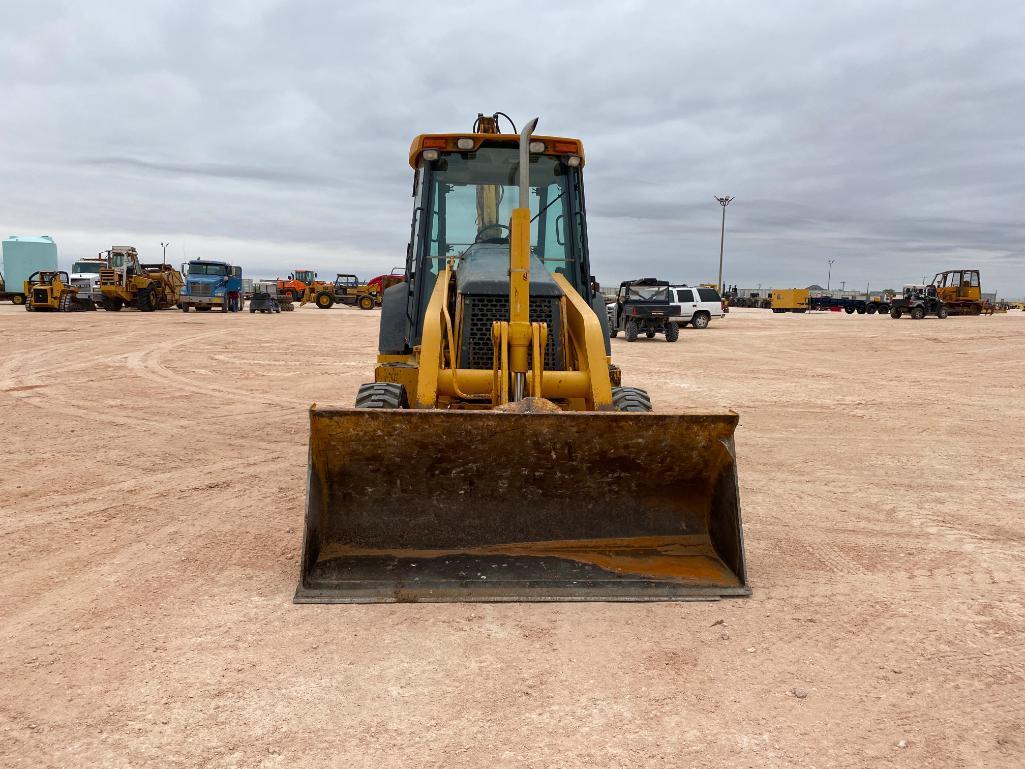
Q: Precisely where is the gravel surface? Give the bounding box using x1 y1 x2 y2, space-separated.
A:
2 304 1023 768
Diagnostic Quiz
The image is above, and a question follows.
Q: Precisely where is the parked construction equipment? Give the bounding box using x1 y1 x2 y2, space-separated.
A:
180 259 245 312
23 271 92 311
277 270 322 303
305 274 378 310
295 113 748 603
98 246 184 311
931 269 986 315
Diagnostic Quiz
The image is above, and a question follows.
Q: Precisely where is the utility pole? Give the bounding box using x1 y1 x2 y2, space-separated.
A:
715 195 734 294
827 258 836 291
841 280 846 292
161 242 169 269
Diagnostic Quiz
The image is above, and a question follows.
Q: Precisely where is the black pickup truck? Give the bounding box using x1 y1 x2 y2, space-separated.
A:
609 278 682 342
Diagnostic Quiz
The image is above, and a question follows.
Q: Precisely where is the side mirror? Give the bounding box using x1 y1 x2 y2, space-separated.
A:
288 274 293 280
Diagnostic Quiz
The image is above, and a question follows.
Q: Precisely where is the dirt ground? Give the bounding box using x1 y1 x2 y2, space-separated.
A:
1 302 1023 768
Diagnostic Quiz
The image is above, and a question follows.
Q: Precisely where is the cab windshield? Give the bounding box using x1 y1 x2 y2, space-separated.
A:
628 285 669 302
426 148 577 273
294 270 316 283
189 263 229 276
71 262 103 274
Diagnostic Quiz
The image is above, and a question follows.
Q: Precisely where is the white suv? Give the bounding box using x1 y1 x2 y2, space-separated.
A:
669 286 725 329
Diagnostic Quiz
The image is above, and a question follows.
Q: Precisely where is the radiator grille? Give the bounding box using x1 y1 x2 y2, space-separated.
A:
99 269 117 286
461 295 562 370
188 281 213 297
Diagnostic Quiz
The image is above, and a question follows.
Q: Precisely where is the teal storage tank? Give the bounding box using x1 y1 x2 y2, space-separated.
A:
1 236 59 303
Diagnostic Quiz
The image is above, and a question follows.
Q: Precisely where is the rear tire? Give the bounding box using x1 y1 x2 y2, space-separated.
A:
355 382 408 409
12 294 25 305
911 306 925 320
102 296 123 312
612 386 653 412
181 304 190 312
315 292 334 309
691 312 710 329
625 320 639 342
937 305 948 319
866 304 877 314
665 321 680 342
358 295 375 310
890 308 902 319
845 306 855 314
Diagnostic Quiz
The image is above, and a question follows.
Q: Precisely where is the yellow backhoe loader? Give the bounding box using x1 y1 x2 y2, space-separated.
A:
296 113 748 602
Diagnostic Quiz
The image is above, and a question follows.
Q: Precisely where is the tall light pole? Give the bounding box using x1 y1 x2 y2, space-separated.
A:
715 195 734 294
161 241 169 269
840 280 846 292
827 258 836 291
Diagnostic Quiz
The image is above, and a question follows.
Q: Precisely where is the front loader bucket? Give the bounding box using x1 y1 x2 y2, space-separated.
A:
295 408 749 603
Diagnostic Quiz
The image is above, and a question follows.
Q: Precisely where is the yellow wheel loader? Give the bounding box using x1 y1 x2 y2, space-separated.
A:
296 113 749 602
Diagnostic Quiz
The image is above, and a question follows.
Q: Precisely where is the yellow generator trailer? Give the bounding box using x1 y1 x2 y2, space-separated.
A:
23 271 93 312
295 113 749 603
98 246 184 311
771 288 810 313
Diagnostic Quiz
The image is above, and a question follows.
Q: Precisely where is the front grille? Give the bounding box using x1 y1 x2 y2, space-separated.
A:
33 289 49 304
188 281 213 297
461 295 562 371
72 279 92 290
99 269 116 286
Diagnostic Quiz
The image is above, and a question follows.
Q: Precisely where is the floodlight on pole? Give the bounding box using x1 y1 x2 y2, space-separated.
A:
160 242 169 269
715 195 734 294
827 258 836 291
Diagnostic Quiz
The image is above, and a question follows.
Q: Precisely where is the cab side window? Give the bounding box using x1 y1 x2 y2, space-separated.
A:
676 289 693 303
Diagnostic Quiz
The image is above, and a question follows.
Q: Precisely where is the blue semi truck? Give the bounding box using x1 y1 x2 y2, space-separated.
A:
179 259 244 312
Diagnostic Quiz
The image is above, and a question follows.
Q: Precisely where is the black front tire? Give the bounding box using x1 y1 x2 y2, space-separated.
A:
937 305 948 319
911 306 925 320
665 321 680 342
136 288 157 312
355 382 408 409
612 386 653 412
890 308 902 319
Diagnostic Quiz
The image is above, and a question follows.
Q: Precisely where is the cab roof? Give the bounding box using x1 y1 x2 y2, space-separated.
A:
409 133 585 168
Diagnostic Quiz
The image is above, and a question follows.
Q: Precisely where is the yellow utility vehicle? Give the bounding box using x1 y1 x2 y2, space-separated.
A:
295 113 748 603
770 288 810 313
98 246 184 311
23 271 91 311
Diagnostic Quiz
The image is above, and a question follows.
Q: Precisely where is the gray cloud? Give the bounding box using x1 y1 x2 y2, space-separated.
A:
1 0 1023 294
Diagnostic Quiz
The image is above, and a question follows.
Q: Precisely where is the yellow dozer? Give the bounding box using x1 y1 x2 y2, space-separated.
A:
296 114 749 602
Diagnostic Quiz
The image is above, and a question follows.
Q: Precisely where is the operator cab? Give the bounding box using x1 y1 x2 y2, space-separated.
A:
388 122 595 354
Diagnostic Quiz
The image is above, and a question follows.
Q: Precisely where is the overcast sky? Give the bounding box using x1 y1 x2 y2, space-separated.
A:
2 1 1023 295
